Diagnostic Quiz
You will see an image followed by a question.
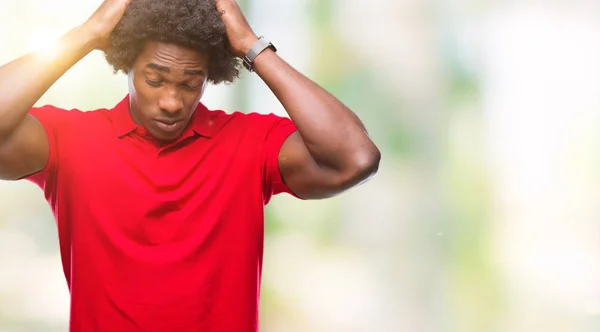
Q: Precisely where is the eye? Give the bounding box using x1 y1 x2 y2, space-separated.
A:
182 83 203 90
146 79 164 87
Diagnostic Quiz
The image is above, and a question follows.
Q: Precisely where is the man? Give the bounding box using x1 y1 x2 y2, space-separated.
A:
0 0 380 330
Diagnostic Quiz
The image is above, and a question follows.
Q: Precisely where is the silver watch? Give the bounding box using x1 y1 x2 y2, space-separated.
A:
242 36 277 72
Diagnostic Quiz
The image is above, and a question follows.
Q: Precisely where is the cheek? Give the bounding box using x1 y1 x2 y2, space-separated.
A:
185 93 203 114
188 83 208 110
132 83 156 107
129 81 157 122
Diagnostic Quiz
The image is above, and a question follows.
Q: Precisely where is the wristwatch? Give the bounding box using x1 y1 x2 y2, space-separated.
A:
243 36 277 72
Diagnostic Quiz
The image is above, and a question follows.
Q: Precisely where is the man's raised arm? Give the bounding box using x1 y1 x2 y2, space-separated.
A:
0 0 131 180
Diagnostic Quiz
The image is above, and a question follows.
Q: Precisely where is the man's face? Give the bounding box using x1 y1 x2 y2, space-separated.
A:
129 41 210 142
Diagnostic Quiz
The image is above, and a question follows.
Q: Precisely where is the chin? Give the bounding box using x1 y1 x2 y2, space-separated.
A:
145 128 176 142
156 133 180 143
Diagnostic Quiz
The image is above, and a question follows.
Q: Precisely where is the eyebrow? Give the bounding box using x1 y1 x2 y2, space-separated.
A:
146 63 205 76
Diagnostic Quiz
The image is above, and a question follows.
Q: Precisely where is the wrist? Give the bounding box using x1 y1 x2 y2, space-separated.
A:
241 36 277 72
75 23 106 51
236 35 259 58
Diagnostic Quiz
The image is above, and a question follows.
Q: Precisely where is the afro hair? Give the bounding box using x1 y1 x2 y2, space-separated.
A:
104 0 241 84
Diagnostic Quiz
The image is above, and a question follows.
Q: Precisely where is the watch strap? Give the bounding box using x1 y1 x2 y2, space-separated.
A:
243 36 277 72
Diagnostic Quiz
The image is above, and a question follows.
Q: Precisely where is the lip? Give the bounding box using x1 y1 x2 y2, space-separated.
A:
153 119 183 133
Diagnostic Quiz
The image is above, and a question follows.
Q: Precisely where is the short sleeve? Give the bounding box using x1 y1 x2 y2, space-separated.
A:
24 105 69 195
258 114 299 204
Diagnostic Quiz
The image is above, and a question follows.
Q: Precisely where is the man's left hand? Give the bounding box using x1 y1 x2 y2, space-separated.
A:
215 0 259 58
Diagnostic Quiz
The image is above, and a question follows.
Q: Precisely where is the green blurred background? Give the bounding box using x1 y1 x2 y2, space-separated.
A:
1 0 600 331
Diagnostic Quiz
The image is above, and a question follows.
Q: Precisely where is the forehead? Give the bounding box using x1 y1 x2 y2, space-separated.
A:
135 41 209 71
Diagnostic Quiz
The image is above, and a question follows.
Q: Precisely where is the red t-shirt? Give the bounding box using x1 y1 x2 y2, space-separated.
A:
25 95 298 332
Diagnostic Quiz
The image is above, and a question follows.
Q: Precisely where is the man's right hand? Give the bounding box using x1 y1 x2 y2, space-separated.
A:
82 0 132 51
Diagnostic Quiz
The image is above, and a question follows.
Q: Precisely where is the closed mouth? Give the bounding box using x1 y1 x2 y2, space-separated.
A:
153 119 184 133
155 119 181 125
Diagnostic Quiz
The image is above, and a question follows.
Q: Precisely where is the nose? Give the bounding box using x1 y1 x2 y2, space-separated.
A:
158 89 184 115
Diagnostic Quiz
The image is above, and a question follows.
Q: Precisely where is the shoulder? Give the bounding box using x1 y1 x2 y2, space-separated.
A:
30 104 81 120
29 104 113 135
206 108 292 137
30 104 107 121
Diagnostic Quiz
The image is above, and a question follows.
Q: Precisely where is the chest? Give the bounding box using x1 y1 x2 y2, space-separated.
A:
56 131 264 244
65 129 257 189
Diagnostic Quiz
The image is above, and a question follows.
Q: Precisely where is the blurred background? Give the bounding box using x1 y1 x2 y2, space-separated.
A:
1 0 600 331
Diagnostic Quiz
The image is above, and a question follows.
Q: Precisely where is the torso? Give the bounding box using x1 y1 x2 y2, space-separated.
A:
32 100 293 331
